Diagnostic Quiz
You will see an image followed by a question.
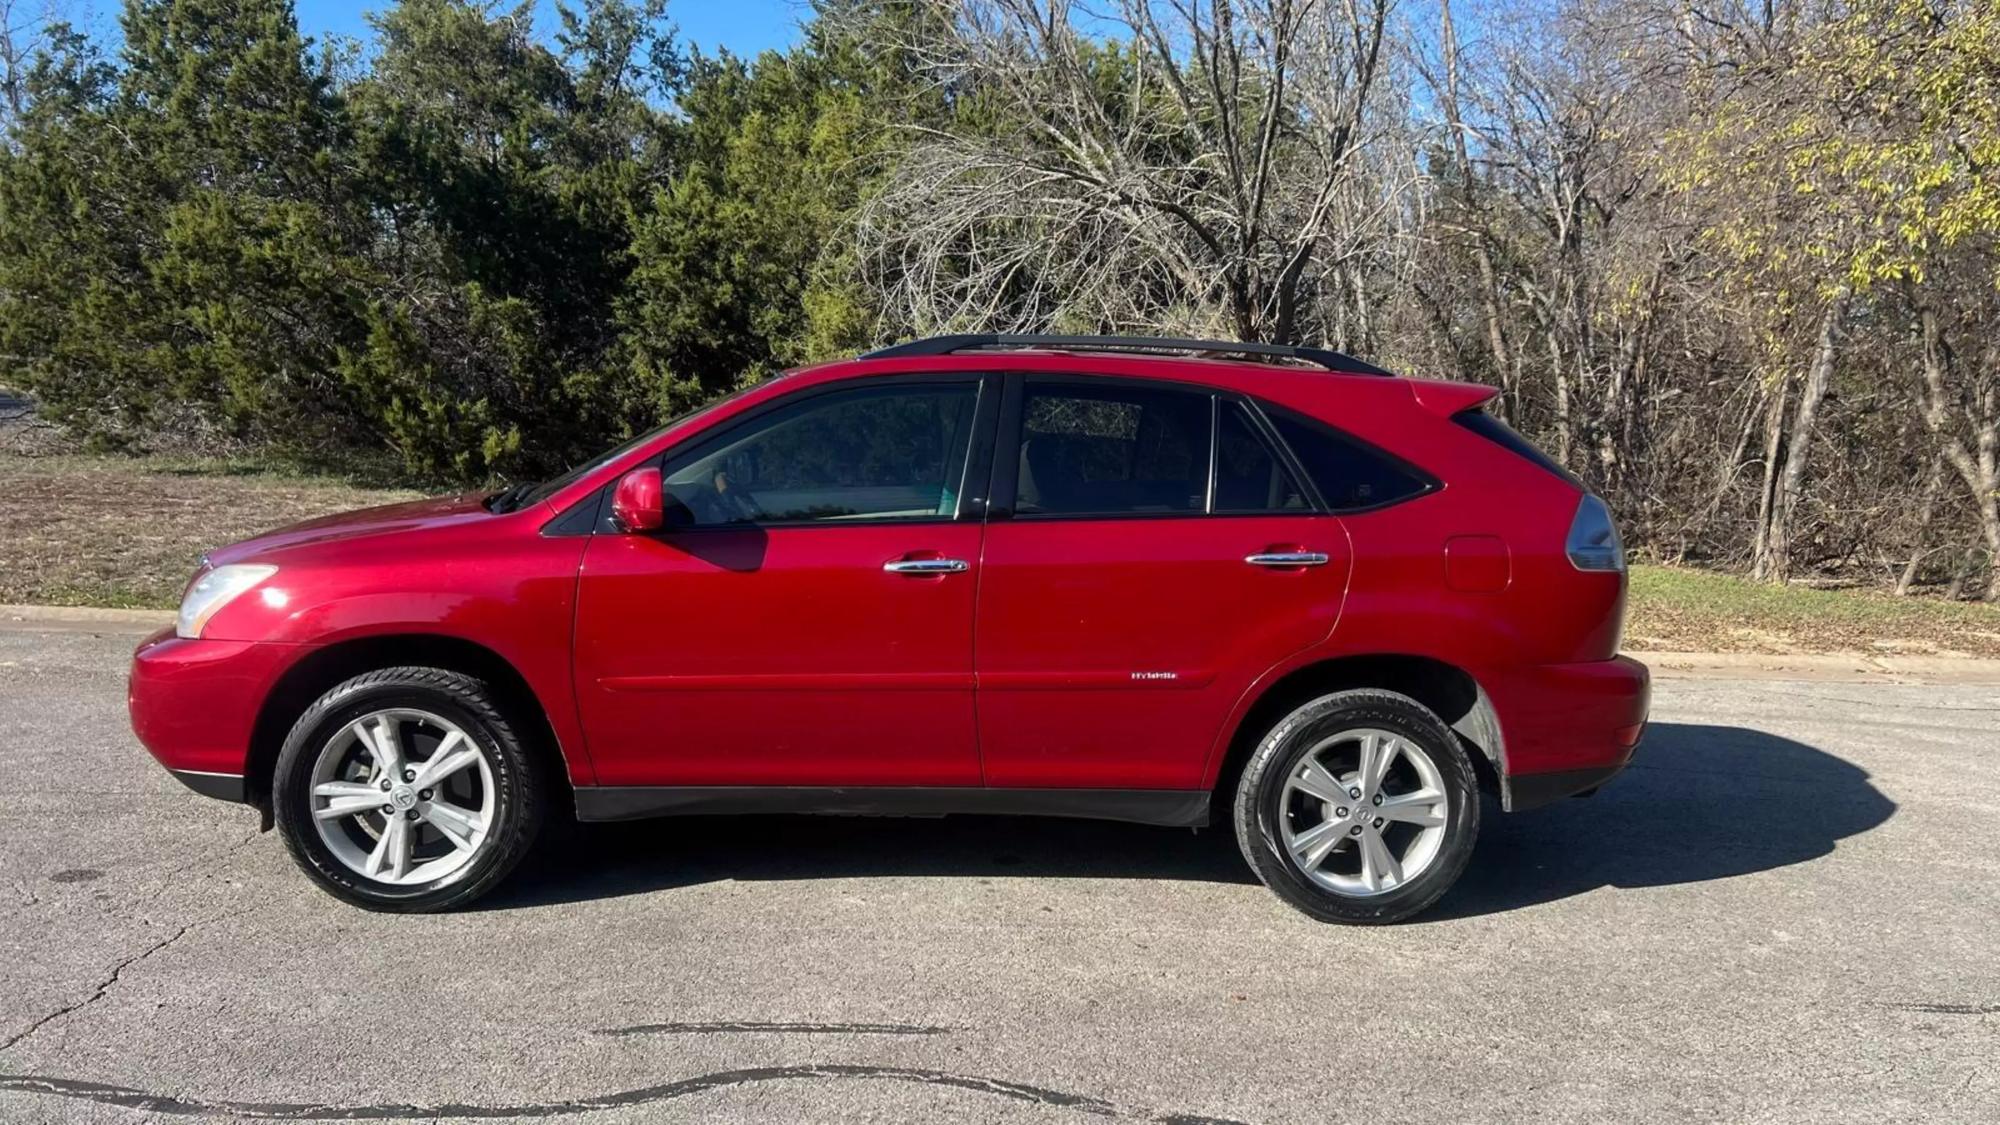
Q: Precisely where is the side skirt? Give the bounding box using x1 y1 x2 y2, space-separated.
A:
572 786 1212 829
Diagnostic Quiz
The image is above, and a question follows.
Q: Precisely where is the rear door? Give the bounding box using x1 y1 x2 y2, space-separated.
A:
973 374 1351 789
573 375 995 787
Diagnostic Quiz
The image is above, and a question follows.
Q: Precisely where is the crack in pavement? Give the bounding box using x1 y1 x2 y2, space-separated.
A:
0 903 262 1056
0 924 189 1055
595 1020 959 1037
1887 1002 2000 1016
0 1065 1252 1122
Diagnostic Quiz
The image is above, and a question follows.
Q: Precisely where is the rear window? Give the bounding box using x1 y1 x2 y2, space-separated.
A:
1453 409 1579 484
1264 407 1434 512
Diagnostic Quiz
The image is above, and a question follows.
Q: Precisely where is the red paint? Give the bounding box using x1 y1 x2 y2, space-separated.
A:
610 467 664 532
974 515 1347 788
1444 535 1511 593
573 523 984 786
129 347 1649 813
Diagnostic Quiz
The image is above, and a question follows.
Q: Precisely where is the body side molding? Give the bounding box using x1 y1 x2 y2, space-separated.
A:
573 786 1212 828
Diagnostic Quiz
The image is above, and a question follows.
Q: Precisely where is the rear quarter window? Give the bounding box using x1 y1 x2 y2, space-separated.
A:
1263 407 1435 512
1452 409 1580 485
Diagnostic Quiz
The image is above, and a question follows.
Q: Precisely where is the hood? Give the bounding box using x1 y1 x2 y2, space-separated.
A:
202 492 499 567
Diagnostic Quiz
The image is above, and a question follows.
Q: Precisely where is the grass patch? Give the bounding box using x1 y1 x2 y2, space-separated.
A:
0 452 421 609
1626 564 2000 658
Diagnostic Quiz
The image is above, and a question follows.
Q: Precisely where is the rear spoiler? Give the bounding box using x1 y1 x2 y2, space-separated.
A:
1407 380 1499 418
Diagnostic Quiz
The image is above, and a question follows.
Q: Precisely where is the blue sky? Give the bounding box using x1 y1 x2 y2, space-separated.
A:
296 0 804 56
79 1 808 59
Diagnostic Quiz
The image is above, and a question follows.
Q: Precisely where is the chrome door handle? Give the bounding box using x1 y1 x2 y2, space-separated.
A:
883 558 970 574
1244 551 1330 567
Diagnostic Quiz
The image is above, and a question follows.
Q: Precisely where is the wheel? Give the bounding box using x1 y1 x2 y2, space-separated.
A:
272 667 545 912
1233 689 1479 924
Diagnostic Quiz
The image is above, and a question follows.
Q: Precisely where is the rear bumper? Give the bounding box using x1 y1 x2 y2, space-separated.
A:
1491 655 1650 811
129 628 301 804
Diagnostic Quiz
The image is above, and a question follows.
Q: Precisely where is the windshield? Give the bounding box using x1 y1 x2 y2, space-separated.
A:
512 385 763 509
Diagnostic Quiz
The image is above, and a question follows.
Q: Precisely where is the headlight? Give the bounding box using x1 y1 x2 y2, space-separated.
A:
176 564 277 639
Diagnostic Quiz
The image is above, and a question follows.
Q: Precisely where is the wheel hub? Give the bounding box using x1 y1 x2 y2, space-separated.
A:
390 786 418 811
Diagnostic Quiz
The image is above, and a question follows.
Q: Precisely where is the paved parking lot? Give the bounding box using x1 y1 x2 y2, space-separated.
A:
1 626 1995 1123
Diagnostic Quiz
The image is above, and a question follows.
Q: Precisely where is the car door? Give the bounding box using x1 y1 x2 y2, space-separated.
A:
974 374 1351 790
573 375 994 787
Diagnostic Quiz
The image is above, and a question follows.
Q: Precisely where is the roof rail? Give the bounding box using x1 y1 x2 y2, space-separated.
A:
861 334 1394 376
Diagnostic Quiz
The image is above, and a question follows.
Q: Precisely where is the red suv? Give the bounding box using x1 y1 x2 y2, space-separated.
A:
129 335 1648 923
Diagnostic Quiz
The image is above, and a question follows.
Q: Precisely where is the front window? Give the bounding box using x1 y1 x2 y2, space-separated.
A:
661 382 979 526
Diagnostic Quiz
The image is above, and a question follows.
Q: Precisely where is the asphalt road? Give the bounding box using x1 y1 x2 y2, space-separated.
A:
1 627 1995 1123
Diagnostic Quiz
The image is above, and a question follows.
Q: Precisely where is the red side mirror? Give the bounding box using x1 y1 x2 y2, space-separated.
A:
611 467 664 533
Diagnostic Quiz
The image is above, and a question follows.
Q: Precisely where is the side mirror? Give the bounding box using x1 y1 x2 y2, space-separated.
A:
611 467 664 533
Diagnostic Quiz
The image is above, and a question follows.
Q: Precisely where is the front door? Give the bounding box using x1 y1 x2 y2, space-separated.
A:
574 376 990 787
974 376 1350 789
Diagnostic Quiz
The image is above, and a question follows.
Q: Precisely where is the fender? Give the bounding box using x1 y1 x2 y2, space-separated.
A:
1201 601 1522 789
203 535 597 786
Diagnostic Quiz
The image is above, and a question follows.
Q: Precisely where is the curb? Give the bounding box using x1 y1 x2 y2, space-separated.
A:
1 604 175 633
1638 650 2000 685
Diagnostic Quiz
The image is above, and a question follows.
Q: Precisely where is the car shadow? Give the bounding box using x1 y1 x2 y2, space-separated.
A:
481 722 1895 917
1425 720 1896 919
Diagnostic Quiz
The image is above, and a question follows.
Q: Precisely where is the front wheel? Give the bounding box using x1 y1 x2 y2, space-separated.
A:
1234 689 1480 924
272 667 545 912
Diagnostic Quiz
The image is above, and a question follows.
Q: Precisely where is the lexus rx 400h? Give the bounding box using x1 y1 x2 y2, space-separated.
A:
130 335 1649 924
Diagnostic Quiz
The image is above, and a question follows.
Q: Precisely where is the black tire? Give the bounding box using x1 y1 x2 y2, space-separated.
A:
1233 689 1479 924
272 667 545 912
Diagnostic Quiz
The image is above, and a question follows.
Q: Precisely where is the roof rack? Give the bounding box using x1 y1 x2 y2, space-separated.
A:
861 334 1394 376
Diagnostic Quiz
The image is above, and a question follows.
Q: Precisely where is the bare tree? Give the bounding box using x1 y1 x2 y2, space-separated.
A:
860 0 1417 344
0 0 64 132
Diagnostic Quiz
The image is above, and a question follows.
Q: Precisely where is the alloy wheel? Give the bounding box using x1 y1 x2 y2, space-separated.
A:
1278 727 1450 897
307 707 495 886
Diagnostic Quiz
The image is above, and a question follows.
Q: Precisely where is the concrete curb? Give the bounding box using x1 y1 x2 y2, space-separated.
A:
1638 650 2000 685
1 604 174 633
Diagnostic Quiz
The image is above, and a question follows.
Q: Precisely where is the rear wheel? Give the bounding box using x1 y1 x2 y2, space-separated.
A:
272 667 544 912
1234 689 1479 924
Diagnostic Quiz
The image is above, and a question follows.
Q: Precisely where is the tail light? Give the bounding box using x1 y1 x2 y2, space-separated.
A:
1566 495 1625 572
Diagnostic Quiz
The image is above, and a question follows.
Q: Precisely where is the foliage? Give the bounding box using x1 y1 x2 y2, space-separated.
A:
0 0 884 482
0 0 1996 597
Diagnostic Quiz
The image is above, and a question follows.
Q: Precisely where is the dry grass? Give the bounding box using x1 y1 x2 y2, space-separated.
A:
1625 564 2000 658
0 453 419 608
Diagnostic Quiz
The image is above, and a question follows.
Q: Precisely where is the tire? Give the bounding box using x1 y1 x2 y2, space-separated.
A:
1233 689 1479 924
272 666 545 912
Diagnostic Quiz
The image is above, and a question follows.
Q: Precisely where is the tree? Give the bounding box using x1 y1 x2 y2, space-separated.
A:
860 0 1413 346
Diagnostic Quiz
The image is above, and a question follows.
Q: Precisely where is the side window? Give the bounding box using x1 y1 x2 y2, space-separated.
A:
1215 400 1309 512
1015 381 1211 516
662 383 978 525
1266 407 1433 511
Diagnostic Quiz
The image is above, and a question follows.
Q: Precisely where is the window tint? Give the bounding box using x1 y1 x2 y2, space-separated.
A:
1266 408 1433 511
662 383 977 525
1015 382 1210 515
1215 401 1309 512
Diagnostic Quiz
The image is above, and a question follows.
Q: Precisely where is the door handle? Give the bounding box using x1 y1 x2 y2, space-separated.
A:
1244 551 1330 568
883 558 970 574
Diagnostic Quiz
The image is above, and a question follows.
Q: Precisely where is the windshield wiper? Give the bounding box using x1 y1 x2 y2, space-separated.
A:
485 482 537 513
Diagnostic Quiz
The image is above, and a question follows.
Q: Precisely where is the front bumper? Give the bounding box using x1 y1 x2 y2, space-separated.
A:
1491 655 1650 811
129 628 302 804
